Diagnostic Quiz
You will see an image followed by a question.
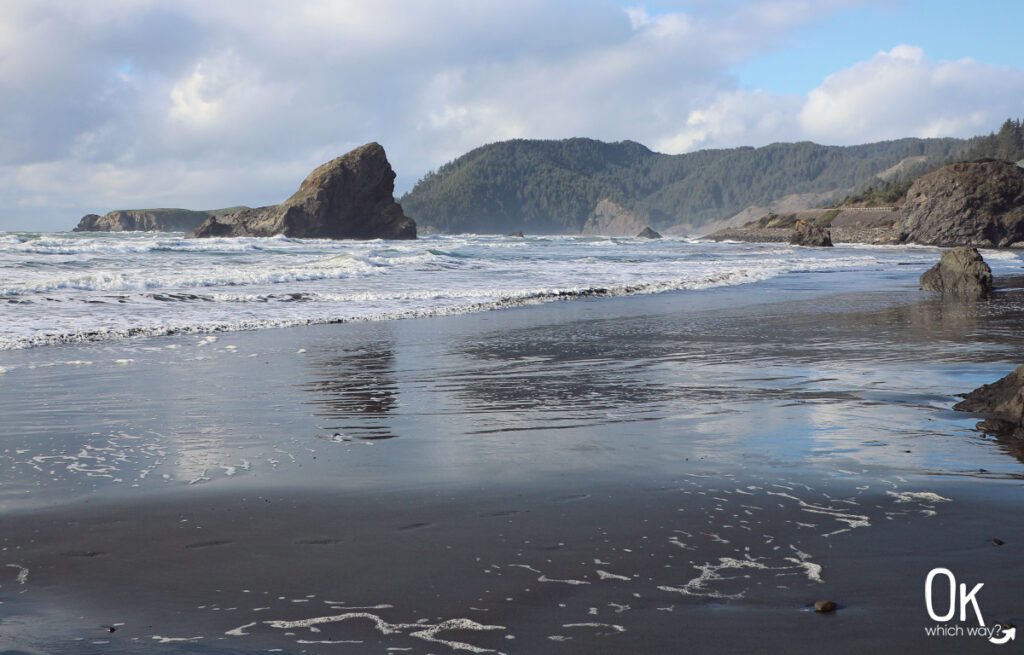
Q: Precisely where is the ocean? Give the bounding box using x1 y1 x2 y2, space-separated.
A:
4 231 1022 352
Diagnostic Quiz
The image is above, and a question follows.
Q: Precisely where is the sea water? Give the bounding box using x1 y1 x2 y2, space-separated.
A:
3 230 1020 351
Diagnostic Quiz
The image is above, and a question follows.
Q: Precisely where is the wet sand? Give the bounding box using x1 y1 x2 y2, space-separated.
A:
2 262 1024 653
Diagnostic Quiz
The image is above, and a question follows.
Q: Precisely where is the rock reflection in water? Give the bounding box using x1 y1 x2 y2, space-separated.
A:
301 340 399 440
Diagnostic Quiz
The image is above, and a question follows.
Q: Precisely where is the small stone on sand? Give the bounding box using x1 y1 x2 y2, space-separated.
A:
814 600 837 613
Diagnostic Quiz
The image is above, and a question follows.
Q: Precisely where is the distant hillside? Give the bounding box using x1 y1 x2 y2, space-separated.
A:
400 137 967 234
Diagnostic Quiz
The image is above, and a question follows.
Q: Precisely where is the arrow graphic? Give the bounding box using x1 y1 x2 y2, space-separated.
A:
990 626 1016 645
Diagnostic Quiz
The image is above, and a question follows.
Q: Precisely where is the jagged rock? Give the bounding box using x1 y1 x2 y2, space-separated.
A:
897 161 1024 247
192 143 415 240
919 246 992 299
507 231 525 237
73 208 243 232
636 226 662 239
581 199 647 237
954 364 1024 428
789 220 833 247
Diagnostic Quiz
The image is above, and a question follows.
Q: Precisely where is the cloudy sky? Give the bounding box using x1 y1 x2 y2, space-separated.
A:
3 0 1023 231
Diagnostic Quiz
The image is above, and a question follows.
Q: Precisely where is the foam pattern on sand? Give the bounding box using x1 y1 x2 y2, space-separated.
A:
175 474 951 652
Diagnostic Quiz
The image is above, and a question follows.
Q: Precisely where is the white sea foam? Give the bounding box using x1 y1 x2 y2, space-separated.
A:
6 564 29 585
886 491 952 505
595 570 631 581
3 232 1019 350
260 611 506 654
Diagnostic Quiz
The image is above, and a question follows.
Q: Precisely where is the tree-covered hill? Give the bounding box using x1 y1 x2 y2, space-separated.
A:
962 119 1024 163
400 136 967 234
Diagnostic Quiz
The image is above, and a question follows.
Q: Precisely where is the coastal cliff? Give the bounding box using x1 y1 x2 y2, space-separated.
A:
705 161 1024 247
897 160 1024 247
73 207 247 233
580 199 646 236
192 143 415 240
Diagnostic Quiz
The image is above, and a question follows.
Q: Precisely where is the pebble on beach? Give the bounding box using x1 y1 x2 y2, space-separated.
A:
814 600 838 613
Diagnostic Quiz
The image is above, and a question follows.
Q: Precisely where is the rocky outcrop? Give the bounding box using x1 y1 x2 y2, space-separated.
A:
581 199 647 237
636 226 661 239
192 143 416 240
73 208 245 232
897 161 1024 247
704 207 897 244
919 246 992 299
954 364 1024 431
789 220 833 247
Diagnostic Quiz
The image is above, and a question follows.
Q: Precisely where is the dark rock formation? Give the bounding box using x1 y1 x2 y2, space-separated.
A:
507 231 525 238
704 207 898 244
636 226 662 239
581 199 646 237
75 214 102 230
74 208 245 232
789 219 833 247
954 364 1024 430
897 161 1024 247
192 143 415 240
919 246 992 299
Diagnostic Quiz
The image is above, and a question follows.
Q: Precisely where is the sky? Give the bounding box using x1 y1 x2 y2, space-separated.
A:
2 0 1023 232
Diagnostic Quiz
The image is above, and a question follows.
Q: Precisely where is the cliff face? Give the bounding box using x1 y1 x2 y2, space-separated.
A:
580 199 646 236
73 208 243 232
897 161 1024 247
192 143 416 240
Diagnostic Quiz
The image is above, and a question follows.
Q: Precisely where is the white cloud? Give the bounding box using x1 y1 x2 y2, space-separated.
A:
656 90 803 152
1 1 1023 231
797 45 1024 143
654 45 1024 154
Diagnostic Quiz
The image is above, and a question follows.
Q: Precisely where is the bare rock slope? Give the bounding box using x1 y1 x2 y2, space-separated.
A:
897 160 1024 247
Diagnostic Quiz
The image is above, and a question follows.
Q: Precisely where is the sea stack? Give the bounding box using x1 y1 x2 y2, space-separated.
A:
191 143 416 240
919 246 992 299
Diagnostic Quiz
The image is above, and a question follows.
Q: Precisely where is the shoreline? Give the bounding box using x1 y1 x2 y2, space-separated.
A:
3 266 1024 652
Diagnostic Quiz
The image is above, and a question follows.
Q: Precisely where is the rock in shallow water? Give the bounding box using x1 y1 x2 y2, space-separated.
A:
813 600 837 613
789 220 832 247
919 246 992 299
191 142 416 240
954 364 1024 427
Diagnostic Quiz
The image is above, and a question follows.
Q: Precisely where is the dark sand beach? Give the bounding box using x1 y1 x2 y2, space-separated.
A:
3 264 1024 654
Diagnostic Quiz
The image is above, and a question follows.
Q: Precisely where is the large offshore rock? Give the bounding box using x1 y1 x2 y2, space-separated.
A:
919 246 992 299
192 143 416 240
897 161 1024 247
